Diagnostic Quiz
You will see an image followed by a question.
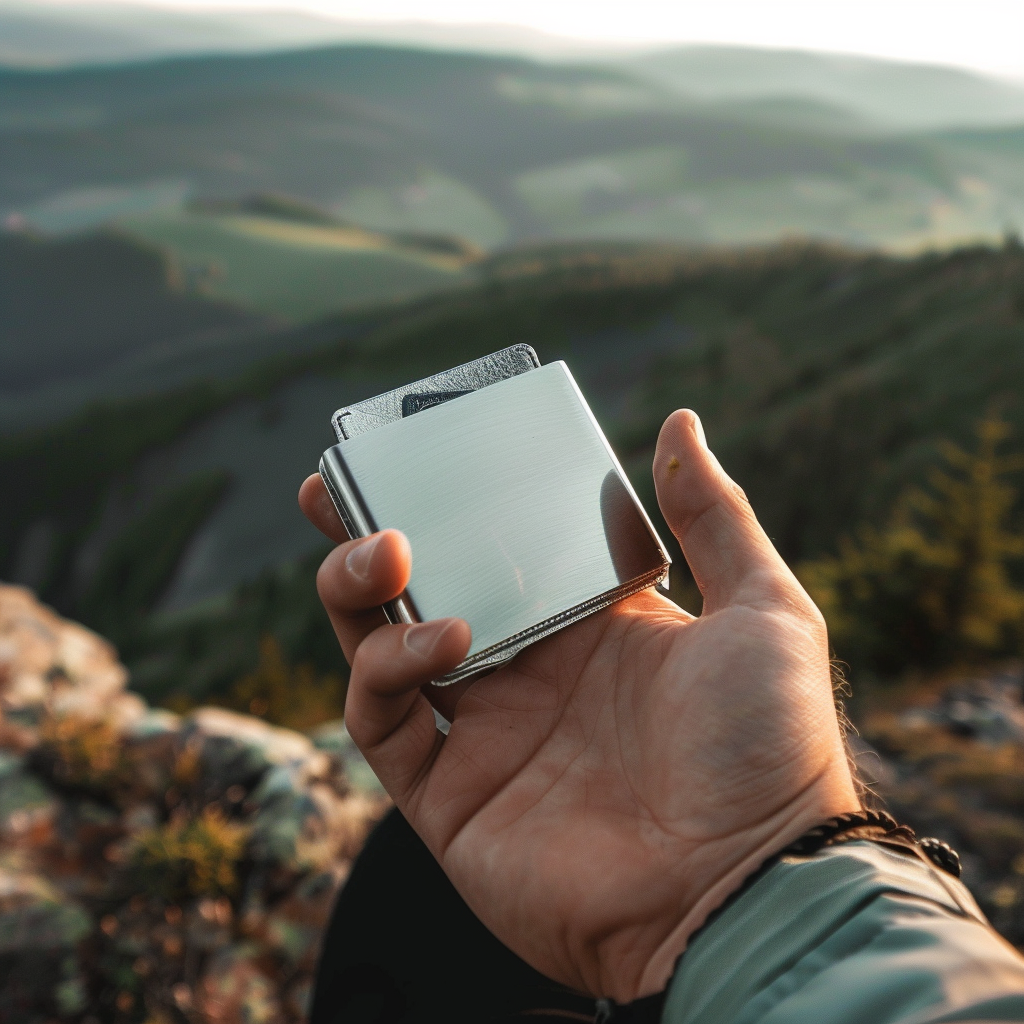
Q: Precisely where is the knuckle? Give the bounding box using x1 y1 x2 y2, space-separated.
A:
315 552 341 603
350 626 403 687
729 480 750 505
349 635 379 684
341 706 373 751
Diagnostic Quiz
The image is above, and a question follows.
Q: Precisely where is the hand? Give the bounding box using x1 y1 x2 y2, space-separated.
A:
299 410 860 1002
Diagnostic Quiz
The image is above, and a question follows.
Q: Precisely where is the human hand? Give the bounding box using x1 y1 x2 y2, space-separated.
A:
299 409 860 1002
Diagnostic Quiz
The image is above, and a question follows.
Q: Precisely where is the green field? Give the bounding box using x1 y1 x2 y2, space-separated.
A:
120 210 475 321
333 170 509 250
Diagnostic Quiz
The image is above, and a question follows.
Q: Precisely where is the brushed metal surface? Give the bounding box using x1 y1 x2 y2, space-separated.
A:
321 361 670 683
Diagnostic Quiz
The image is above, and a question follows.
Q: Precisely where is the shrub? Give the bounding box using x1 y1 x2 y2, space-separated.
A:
220 635 345 732
35 715 129 794
131 806 249 901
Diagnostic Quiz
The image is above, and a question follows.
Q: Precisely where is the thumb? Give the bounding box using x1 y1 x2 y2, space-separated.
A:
653 410 799 614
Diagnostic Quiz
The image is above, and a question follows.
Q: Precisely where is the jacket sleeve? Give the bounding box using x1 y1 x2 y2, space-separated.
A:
661 841 1024 1024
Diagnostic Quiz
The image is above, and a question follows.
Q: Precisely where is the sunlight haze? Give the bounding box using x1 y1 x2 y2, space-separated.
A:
30 0 1024 77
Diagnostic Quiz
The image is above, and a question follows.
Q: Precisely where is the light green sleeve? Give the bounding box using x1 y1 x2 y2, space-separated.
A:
662 841 1024 1024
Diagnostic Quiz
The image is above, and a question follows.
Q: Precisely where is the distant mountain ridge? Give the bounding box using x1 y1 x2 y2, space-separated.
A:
629 46 1024 131
0 1 632 69
5 41 1024 268
5 3 1024 129
5 40 1024 440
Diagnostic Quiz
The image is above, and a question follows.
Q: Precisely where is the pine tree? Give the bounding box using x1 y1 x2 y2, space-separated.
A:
800 416 1024 676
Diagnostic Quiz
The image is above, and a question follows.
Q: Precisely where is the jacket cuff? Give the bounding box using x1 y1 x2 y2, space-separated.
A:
661 840 984 1024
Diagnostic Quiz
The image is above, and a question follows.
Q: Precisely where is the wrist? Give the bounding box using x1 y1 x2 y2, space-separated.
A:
633 777 862 1000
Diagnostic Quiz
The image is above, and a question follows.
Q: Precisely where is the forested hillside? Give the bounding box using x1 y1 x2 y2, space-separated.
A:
3 237 1023 705
0 230 278 395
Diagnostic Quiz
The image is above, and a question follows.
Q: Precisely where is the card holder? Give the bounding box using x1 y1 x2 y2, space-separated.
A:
319 345 671 685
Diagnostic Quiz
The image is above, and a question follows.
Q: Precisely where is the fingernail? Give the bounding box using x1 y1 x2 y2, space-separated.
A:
404 620 451 659
346 535 380 579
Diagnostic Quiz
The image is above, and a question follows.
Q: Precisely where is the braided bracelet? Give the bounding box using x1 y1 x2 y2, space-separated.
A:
595 813 963 1024
780 809 962 878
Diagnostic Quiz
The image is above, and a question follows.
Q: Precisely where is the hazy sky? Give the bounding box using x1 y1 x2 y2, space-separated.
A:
43 0 1024 77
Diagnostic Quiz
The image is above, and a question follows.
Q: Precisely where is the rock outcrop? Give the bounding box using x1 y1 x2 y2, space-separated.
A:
6 583 1024 1019
0 584 387 1024
857 663 1024 946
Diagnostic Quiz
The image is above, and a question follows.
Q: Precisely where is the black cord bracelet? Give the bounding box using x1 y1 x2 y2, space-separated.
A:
595 812 963 1024
779 809 962 878
781 808 914 855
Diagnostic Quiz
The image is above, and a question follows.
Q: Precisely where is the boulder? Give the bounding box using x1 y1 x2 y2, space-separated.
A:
0 585 142 740
0 866 91 1021
0 586 388 1022
182 708 317 795
249 771 378 872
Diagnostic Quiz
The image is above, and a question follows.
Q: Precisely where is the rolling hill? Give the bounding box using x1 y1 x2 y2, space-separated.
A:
626 46 1024 131
0 206 484 430
0 229 278 400
5 29 1024 704
120 204 477 321
4 42 1024 265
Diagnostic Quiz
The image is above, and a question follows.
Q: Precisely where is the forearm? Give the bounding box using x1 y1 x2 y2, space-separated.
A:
662 842 1024 1024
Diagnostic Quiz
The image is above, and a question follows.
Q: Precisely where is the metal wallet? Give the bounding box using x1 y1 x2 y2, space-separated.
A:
319 344 671 685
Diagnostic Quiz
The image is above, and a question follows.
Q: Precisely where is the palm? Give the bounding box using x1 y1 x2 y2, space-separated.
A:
402 587 835 995
303 409 859 1000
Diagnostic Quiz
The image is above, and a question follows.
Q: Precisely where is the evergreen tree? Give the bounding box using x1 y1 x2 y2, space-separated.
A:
800 416 1024 676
